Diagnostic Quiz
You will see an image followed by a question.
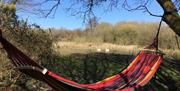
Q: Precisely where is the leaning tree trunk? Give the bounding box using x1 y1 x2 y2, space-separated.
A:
157 0 180 37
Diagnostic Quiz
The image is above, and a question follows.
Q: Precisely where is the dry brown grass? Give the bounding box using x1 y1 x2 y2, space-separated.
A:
53 41 139 55
53 41 180 58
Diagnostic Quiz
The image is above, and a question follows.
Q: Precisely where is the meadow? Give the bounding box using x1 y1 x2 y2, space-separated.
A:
0 21 179 91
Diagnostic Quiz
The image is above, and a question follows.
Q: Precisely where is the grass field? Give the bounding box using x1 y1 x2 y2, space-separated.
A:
0 38 179 91
53 41 180 58
53 41 138 55
41 41 180 91
0 20 179 90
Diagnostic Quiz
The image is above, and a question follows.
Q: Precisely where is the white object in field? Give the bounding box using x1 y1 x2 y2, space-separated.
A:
42 68 48 75
97 48 101 52
105 48 110 53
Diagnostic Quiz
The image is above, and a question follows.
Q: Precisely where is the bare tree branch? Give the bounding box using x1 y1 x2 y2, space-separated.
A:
143 6 163 17
173 0 180 11
122 0 162 17
11 0 180 35
44 0 61 17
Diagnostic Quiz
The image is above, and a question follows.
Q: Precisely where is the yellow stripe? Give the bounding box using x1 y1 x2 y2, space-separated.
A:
96 53 142 84
138 57 162 86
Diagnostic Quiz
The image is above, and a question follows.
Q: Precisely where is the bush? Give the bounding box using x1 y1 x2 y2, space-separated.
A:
51 21 179 49
0 13 53 91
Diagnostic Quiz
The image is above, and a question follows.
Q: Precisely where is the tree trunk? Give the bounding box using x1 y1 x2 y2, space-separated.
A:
156 0 180 36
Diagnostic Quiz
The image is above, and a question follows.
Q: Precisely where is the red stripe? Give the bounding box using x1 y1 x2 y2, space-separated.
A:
134 55 160 85
138 56 163 86
128 53 152 84
130 54 157 84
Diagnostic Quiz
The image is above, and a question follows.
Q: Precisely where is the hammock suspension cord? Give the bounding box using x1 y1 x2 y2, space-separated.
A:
149 18 163 50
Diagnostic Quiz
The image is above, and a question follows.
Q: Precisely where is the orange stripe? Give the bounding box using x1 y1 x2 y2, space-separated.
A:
94 52 143 86
117 53 148 89
132 55 157 84
138 56 162 86
122 52 143 74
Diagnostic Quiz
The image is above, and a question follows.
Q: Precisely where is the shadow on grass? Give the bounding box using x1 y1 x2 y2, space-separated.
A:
41 52 133 83
40 52 180 91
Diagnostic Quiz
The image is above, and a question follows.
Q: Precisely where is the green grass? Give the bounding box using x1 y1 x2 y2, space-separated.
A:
40 51 180 91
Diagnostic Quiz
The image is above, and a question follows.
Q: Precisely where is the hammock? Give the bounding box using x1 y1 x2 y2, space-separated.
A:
0 36 164 91
0 21 164 91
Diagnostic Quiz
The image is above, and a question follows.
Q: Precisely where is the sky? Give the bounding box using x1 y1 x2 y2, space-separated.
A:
17 0 164 30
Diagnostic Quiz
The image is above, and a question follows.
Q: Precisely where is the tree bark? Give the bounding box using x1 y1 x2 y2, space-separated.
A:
156 0 180 36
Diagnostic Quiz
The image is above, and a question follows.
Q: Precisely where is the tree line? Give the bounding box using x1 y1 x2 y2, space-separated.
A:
51 21 180 49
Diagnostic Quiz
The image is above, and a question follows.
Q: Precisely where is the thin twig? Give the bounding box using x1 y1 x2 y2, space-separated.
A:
10 73 22 87
122 0 162 17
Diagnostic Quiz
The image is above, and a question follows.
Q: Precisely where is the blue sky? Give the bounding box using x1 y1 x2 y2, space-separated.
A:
17 1 164 30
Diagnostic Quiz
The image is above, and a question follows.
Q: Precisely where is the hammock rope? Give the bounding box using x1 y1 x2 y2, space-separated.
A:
147 18 163 50
0 19 164 91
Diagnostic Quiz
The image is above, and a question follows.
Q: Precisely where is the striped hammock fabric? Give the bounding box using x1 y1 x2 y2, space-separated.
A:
0 37 163 91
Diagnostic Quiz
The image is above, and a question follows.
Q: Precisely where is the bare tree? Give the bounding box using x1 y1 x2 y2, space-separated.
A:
86 16 98 31
9 0 180 36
